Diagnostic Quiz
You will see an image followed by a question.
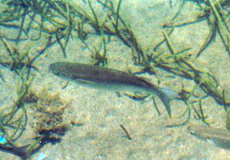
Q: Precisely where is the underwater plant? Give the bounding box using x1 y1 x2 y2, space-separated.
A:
0 0 230 158
165 0 230 57
25 88 71 144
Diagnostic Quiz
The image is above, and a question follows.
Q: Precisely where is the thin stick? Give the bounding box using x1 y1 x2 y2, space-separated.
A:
119 124 132 140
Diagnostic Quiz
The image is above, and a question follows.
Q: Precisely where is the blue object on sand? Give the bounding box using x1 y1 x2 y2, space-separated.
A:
0 135 7 144
37 153 47 160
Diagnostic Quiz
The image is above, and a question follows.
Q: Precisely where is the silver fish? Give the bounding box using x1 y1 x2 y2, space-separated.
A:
188 124 230 150
49 62 177 117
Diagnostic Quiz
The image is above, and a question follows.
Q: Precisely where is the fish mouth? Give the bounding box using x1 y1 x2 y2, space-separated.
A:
49 63 54 72
49 63 60 76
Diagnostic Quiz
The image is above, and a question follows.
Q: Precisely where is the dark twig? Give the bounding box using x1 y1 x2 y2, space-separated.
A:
119 124 132 140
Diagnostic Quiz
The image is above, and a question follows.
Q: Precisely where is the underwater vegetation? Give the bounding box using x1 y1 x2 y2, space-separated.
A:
0 0 230 158
25 88 71 144
166 0 230 57
0 72 33 159
0 79 71 159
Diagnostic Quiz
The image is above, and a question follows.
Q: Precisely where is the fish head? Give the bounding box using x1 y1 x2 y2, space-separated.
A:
49 62 67 77
49 62 78 82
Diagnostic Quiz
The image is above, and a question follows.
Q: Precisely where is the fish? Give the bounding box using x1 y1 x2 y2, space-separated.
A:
187 124 230 150
49 62 178 117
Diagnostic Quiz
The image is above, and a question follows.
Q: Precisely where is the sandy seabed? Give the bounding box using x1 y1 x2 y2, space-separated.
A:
1 0 230 160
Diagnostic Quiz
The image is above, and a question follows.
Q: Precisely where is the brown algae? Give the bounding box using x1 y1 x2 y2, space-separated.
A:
25 88 72 142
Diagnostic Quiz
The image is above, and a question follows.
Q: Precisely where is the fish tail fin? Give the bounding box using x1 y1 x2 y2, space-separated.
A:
157 88 178 118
